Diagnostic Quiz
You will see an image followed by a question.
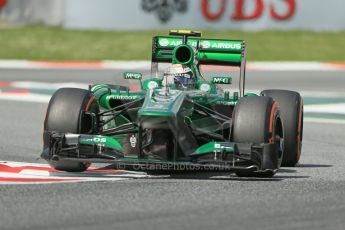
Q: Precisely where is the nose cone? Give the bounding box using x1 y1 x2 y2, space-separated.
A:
139 89 186 118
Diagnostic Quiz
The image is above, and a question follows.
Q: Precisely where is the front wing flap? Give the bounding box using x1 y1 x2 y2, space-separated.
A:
41 132 279 173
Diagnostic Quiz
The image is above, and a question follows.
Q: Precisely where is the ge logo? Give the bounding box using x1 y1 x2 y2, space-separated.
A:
142 0 188 23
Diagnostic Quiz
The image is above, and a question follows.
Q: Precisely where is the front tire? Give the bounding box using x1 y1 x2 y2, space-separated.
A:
43 88 99 172
232 96 283 177
261 90 303 166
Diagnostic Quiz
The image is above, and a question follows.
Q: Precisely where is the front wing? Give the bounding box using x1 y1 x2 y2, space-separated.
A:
41 132 280 174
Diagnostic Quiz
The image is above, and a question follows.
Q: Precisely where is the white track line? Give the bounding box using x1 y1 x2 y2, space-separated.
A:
248 62 333 71
304 117 345 124
304 103 345 114
11 81 89 90
0 161 149 185
0 60 344 71
0 93 51 103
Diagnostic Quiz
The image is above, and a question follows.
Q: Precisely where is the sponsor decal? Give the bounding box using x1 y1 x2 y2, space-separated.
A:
159 38 170 47
210 42 242 50
123 72 142 80
212 76 232 84
170 40 183 46
201 41 211 49
158 38 241 50
201 0 296 21
87 137 107 143
142 0 188 23
147 80 159 89
214 143 234 150
159 39 190 47
214 142 234 150
199 83 211 92
214 143 221 148
216 101 237 106
109 95 139 100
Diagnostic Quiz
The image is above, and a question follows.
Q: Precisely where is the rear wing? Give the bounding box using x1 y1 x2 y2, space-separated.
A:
152 36 246 67
151 36 247 96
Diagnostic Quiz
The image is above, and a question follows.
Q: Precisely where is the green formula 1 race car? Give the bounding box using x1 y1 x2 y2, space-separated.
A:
41 30 304 177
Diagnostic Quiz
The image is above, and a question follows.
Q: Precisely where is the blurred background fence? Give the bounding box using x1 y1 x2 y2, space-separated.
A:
1 0 345 31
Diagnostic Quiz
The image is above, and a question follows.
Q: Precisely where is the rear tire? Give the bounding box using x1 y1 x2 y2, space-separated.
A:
232 96 283 177
43 88 99 172
261 90 303 166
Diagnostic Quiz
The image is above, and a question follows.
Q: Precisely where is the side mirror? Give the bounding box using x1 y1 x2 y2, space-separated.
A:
212 76 232 84
123 72 142 80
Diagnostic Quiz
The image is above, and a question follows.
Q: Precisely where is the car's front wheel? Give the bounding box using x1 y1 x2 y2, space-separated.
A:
43 88 99 172
232 96 284 177
261 90 303 166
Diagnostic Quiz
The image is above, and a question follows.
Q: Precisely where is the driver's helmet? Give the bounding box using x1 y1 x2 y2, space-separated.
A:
163 64 194 88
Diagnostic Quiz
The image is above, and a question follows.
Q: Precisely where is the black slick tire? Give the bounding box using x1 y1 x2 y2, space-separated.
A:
261 90 303 166
232 96 283 177
44 88 99 172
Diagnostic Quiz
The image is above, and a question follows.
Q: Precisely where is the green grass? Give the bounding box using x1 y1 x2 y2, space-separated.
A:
0 26 344 61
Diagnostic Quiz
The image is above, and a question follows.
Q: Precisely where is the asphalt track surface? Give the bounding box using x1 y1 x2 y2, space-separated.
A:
1 69 345 230
0 68 345 92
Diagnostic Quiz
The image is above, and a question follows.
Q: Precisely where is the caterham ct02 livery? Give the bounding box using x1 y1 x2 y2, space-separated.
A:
41 30 303 177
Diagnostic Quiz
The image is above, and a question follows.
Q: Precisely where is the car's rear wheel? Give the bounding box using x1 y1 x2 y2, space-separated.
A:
261 90 303 166
43 88 99 172
232 96 283 177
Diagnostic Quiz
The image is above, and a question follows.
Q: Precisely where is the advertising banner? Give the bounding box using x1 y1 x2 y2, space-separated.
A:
1 0 345 31
62 0 345 31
